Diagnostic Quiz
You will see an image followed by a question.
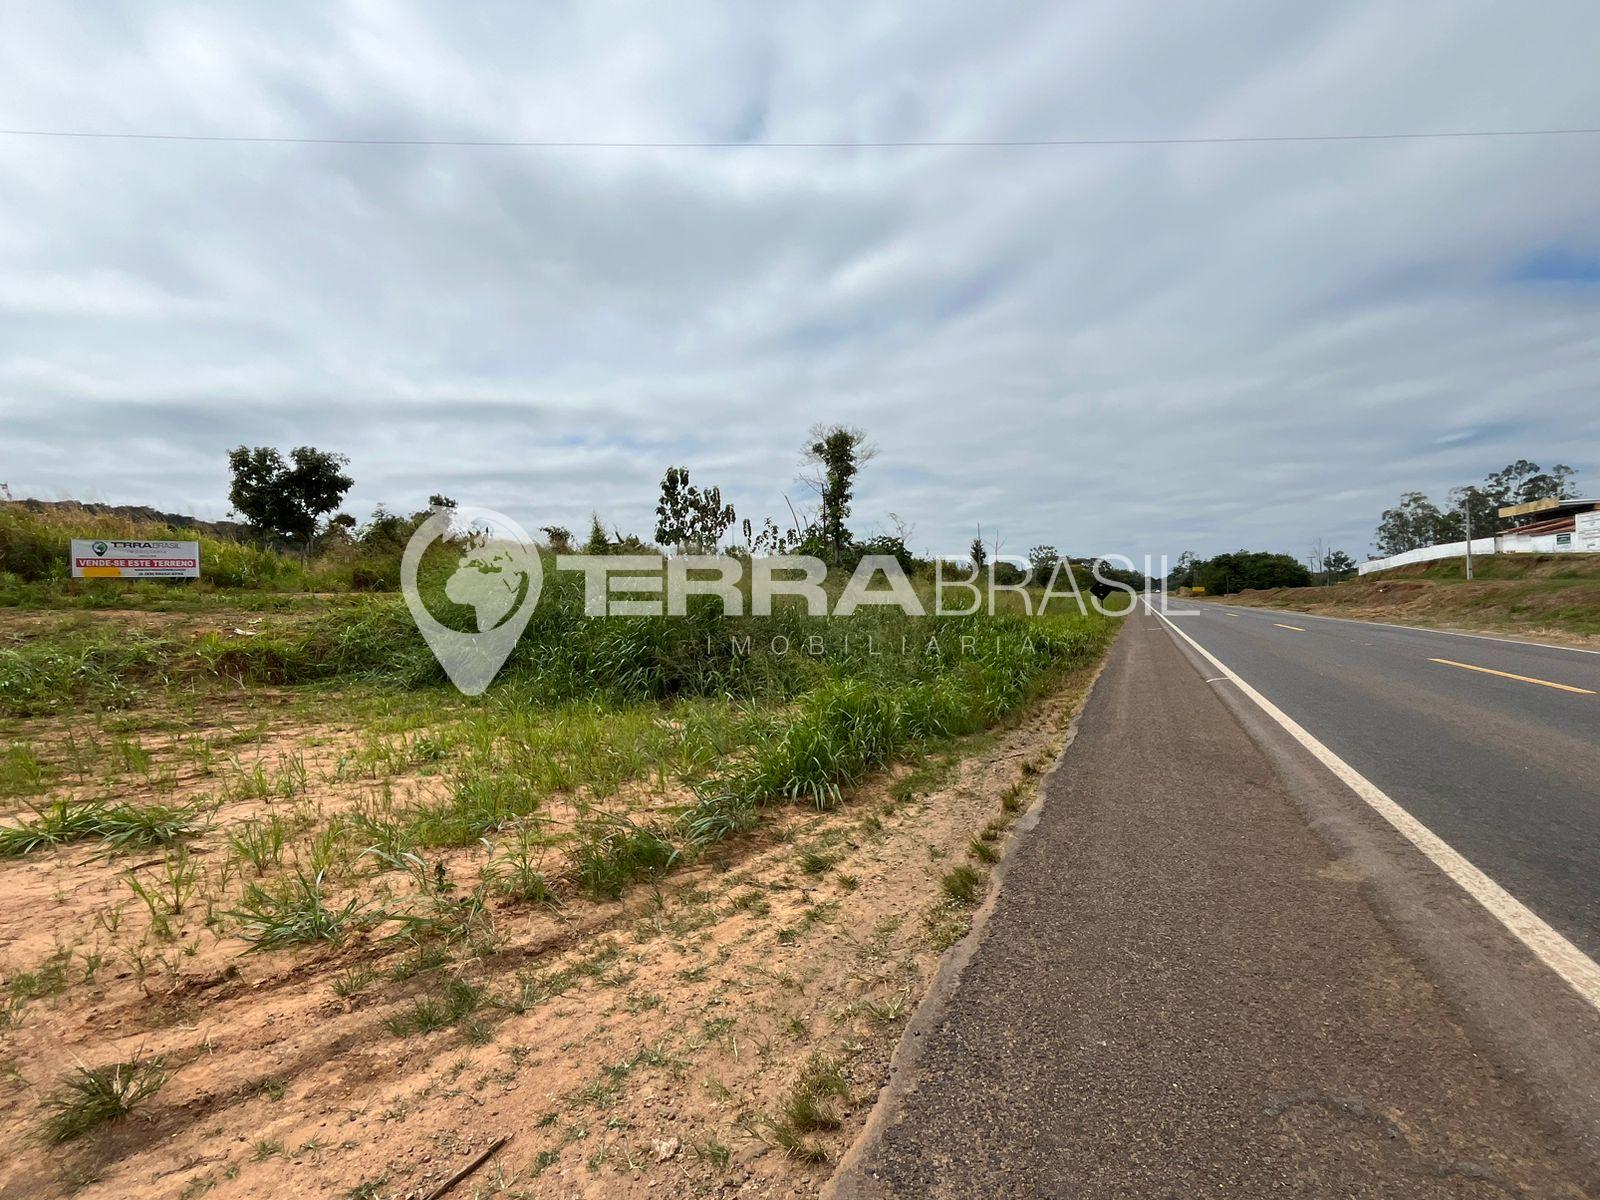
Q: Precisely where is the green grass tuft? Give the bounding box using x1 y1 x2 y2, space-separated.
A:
39 1056 168 1142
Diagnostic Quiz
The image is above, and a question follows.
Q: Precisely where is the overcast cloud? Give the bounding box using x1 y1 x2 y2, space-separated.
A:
2 1 1597 564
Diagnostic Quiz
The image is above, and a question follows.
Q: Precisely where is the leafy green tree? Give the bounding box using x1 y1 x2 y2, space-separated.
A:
540 525 574 553
968 537 987 573
1027 545 1059 583
800 425 874 564
654 467 737 554
1374 491 1452 556
1322 549 1357 580
226 445 353 550
1446 485 1497 539
1194 551 1311 594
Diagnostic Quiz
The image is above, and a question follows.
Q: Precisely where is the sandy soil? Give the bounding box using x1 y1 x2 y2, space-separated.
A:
0 668 1101 1200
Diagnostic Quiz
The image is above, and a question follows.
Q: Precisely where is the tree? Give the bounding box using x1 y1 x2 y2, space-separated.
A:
583 512 611 556
1194 551 1311 595
227 445 353 550
1174 550 1198 588
654 467 737 554
1027 545 1059 583
800 425 875 564
1374 491 1453 556
968 536 987 572
540 525 574 553
428 493 457 510
1322 549 1357 580
1486 460 1577 523
1446 485 1497 540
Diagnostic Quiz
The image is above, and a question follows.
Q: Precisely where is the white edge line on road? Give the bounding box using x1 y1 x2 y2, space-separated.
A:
1145 599 1600 1013
1207 603 1600 656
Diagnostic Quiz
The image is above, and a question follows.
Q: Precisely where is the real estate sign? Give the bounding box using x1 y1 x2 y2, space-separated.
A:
71 539 200 579
1576 510 1600 554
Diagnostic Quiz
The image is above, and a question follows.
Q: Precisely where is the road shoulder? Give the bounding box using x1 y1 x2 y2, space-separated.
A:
827 620 1599 1198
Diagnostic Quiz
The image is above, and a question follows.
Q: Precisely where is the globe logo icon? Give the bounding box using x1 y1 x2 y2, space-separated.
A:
445 542 535 633
401 506 543 695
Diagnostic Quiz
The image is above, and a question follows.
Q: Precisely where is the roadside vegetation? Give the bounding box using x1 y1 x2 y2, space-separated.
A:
0 429 1127 1198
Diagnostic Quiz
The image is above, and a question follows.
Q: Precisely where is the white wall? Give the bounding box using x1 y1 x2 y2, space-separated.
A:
1358 533 1568 576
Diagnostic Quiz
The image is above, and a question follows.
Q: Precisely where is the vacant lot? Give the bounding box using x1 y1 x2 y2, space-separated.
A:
1216 554 1600 645
0 574 1115 1199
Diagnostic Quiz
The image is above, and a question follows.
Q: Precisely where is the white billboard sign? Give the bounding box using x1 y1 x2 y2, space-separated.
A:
71 539 200 579
1576 510 1600 553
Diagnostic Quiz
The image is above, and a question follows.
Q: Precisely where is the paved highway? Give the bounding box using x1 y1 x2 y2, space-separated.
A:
831 617 1600 1198
1163 601 1600 961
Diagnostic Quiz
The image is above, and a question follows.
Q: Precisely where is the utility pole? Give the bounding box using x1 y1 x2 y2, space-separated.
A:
1464 497 1474 581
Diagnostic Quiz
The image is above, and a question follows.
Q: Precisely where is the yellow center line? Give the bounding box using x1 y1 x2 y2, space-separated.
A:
1273 623 1306 632
1428 658 1596 695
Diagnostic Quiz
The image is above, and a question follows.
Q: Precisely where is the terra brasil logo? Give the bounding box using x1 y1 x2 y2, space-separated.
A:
401 507 543 695
402 505 1151 697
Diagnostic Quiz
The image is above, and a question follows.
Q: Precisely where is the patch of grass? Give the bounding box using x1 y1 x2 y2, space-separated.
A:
385 977 481 1037
691 1137 732 1168
924 904 971 950
330 966 380 999
484 833 553 905
0 743 53 797
572 816 678 900
940 864 985 905
39 1056 168 1142
762 1051 851 1161
967 834 1001 863
230 872 371 950
0 800 204 858
796 847 837 876
729 889 771 917
862 992 910 1023
228 815 288 874
0 801 101 857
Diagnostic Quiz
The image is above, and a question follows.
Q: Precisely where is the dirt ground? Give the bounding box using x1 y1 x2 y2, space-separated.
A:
0 665 1102 1200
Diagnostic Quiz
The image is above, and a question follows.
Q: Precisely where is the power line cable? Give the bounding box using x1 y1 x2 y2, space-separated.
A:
1 125 1598 149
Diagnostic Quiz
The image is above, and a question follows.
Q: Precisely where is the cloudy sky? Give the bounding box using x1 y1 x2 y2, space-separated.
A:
2 1 1597 564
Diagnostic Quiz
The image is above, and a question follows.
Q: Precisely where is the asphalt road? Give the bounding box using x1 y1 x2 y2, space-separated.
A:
829 616 1600 1198
1165 601 1600 961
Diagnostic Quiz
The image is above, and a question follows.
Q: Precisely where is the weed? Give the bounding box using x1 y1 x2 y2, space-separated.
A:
484 833 554 905
125 846 200 922
39 1055 168 1142
692 1137 732 1168
967 834 1001 864
862 992 910 1023
572 816 678 900
0 800 203 858
330 966 379 998
228 816 288 874
796 847 837 876
385 977 481 1037
230 872 370 949
940 865 984 906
